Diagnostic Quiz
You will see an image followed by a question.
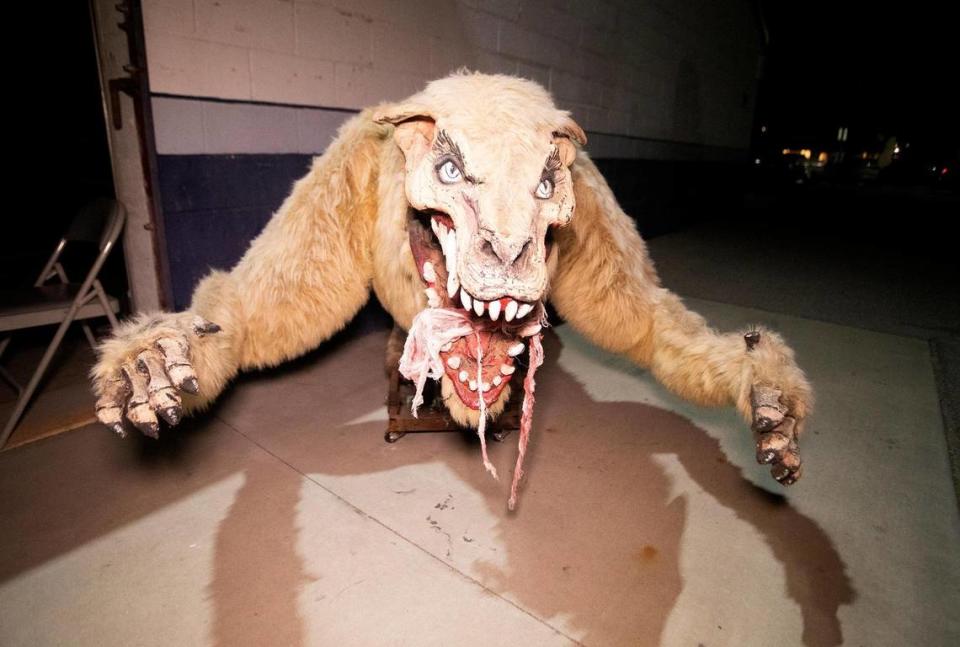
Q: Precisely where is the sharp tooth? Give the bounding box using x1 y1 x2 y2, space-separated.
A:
525 324 542 337
447 272 459 298
488 299 501 321
473 298 485 316
507 343 525 356
481 382 491 392
430 218 441 240
500 364 516 375
492 375 502 386
441 341 453 352
460 291 472 311
516 302 534 319
458 370 468 382
425 287 440 307
438 229 450 262
504 299 518 322
469 379 478 391
446 356 461 369
422 261 436 282
445 231 458 274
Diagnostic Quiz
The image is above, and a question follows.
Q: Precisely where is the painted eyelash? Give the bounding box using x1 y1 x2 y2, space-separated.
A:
434 130 482 183
545 147 562 173
541 148 563 185
434 129 465 164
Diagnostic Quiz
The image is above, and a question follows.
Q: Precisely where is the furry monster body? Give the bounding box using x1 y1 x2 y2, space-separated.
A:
92 73 813 495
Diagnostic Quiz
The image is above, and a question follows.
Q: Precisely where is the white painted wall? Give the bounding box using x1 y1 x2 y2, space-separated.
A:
92 0 166 310
143 0 761 151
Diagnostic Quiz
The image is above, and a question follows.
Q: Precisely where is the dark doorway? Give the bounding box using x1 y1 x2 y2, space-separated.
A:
3 1 126 299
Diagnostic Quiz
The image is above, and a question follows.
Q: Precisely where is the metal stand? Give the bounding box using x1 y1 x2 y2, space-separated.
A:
384 328 521 443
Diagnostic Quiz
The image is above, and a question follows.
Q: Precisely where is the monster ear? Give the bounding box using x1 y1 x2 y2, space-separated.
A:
553 114 587 166
373 103 436 159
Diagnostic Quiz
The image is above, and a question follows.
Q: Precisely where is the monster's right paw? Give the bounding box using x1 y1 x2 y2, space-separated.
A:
92 313 221 438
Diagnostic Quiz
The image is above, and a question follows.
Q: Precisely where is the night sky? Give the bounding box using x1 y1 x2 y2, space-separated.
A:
758 2 958 158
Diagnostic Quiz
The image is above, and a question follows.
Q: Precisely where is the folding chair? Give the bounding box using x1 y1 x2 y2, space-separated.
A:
0 198 126 447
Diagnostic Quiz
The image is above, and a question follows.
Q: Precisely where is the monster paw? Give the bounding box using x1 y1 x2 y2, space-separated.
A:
93 313 220 438
751 384 803 485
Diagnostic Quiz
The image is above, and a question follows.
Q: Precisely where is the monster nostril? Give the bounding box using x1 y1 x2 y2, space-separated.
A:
481 239 497 260
485 233 534 266
502 238 532 266
517 239 532 265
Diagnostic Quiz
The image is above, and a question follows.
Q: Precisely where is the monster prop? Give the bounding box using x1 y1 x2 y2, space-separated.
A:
92 73 812 508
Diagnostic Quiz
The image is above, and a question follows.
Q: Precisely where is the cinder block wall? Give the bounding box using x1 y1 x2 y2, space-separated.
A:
143 0 761 306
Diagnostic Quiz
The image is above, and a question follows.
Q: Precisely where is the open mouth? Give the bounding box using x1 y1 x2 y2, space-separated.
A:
408 210 546 410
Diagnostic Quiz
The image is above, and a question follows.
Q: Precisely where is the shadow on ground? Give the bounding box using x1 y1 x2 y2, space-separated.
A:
0 328 855 646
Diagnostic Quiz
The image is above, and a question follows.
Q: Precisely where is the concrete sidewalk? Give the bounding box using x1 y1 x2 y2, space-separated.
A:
2 297 957 646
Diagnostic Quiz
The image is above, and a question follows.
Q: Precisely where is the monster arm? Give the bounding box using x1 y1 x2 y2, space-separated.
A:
550 155 812 484
93 112 384 435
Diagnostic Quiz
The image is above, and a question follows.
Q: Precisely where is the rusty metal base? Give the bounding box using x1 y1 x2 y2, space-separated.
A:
385 362 522 444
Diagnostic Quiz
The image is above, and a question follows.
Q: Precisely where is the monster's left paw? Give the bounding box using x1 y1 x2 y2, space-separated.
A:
750 384 803 485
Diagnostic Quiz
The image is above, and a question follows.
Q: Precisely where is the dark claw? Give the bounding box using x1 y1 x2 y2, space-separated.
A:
180 377 200 394
758 449 777 465
158 406 182 426
780 471 801 486
744 330 761 350
134 420 160 439
771 463 802 485
193 321 222 337
753 413 780 433
110 423 127 438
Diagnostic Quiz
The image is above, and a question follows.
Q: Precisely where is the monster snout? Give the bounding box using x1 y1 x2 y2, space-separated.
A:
478 227 535 270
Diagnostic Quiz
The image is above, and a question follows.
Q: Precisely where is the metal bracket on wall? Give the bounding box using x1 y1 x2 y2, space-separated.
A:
90 0 175 308
108 75 138 129
106 1 141 130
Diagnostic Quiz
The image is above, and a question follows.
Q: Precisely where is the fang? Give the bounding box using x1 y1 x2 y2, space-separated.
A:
447 273 459 298
422 261 436 282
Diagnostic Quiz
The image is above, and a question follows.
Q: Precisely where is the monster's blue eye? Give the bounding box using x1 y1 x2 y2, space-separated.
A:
535 178 554 199
438 160 463 184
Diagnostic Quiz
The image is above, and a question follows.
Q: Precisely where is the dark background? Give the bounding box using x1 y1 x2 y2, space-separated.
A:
5 1 958 302
758 2 958 162
4 1 119 294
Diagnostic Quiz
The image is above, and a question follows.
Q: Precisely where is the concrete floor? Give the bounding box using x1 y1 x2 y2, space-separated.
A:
1 295 958 646
0 329 97 449
1 187 959 646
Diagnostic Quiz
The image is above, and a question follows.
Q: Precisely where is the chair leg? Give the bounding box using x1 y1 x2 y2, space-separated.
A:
0 337 21 396
0 317 74 448
81 323 98 351
92 280 119 329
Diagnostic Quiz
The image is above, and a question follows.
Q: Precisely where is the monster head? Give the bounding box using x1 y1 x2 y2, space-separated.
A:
374 72 585 426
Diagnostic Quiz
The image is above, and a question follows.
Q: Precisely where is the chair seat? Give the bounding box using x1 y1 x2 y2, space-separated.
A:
0 284 120 332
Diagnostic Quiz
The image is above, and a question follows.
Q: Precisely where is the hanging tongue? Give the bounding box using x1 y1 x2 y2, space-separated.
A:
399 305 546 510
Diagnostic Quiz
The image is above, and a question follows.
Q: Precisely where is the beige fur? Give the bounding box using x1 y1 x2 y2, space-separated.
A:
93 71 812 483
551 158 813 425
